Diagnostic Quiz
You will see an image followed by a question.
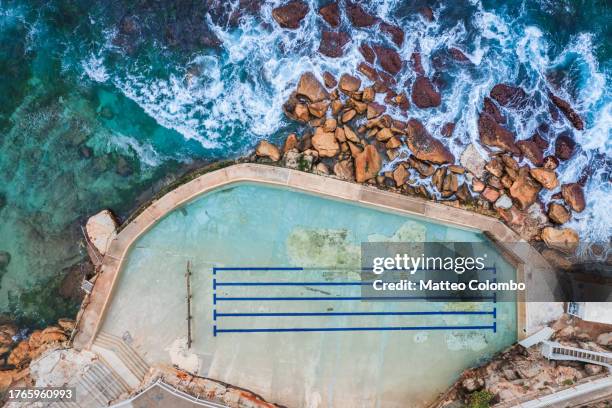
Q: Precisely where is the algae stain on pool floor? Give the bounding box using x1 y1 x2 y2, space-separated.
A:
99 183 516 407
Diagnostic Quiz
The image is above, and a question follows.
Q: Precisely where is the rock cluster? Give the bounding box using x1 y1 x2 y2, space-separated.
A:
0 318 74 392
434 314 612 408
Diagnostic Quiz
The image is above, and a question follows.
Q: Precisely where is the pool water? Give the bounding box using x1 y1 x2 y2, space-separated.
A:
100 183 517 408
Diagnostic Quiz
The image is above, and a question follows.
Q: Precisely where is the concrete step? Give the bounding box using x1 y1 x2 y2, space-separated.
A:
94 331 149 380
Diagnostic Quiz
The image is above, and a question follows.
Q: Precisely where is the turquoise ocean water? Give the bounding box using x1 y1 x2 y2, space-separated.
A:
0 0 610 327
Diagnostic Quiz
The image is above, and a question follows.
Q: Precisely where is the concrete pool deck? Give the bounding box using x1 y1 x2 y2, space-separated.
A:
73 162 561 351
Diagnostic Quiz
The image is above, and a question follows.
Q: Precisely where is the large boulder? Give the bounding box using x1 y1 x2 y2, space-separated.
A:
318 2 340 27
549 93 584 130
405 119 454 164
346 2 378 27
355 145 382 183
555 131 576 160
86 209 118 256
255 140 281 161
530 168 559 190
478 112 520 154
509 170 542 209
548 203 570 224
296 72 329 102
312 127 340 157
460 144 487 178
333 160 355 181
541 227 579 254
561 183 586 212
339 74 361 93
373 45 403 75
490 84 528 107
411 76 441 108
272 1 309 29
517 140 544 166
319 30 350 58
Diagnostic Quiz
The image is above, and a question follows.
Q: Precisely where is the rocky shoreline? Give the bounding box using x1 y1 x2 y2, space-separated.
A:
430 314 612 407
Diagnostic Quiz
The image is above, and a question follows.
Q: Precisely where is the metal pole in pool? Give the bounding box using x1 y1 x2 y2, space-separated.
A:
186 261 193 348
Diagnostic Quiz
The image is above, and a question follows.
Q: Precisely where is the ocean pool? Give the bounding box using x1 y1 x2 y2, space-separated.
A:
100 183 517 407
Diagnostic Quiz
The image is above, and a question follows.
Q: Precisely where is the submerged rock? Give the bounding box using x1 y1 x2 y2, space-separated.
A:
549 93 584 130
346 2 378 27
373 45 403 75
319 31 351 58
411 76 441 108
355 145 382 182
272 1 309 29
555 131 577 160
380 22 404 46
405 119 454 164
0 251 10 269
318 2 340 27
517 140 544 166
359 43 375 63
490 83 528 108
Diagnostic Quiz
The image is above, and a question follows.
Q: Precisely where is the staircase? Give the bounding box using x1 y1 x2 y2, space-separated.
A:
541 341 612 370
92 331 150 388
47 359 131 408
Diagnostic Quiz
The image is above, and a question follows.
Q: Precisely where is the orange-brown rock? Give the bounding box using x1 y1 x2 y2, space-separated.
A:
405 119 454 164
472 178 486 192
334 127 346 143
57 318 76 332
323 118 337 132
339 74 361 93
341 109 356 123
509 171 542 209
7 341 30 367
343 126 359 143
386 137 401 149
541 227 579 254
478 112 519 154
548 203 571 224
376 128 393 142
295 103 310 121
347 141 363 157
334 160 355 181
283 133 298 153
331 100 343 115
485 158 504 177
296 72 329 102
373 45 403 75
366 102 386 119
355 145 382 183
393 165 408 187
309 101 329 118
322 71 337 88
312 127 340 157
481 187 500 202
346 2 378 27
408 157 435 177
530 168 558 190
411 76 441 108
362 86 375 102
255 140 281 161
561 183 586 212
319 30 351 58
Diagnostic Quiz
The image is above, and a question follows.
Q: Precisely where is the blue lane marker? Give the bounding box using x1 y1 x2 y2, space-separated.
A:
216 324 496 334
215 295 496 301
216 281 369 286
215 310 496 317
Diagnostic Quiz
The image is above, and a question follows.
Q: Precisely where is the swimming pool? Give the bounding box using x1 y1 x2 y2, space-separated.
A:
100 182 517 407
